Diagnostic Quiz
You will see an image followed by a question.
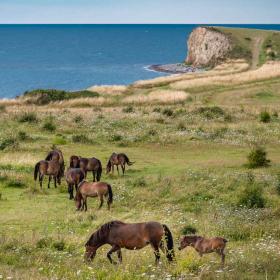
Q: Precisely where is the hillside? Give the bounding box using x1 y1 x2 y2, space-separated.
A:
1 27 280 280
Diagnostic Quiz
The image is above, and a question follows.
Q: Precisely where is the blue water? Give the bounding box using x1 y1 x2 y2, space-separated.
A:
0 24 280 98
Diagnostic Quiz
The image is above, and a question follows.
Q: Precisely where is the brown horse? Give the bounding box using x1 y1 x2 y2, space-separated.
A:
34 159 62 188
45 149 65 182
106 152 134 175
65 168 85 200
70 156 102 182
178 235 227 265
84 220 175 265
75 181 113 211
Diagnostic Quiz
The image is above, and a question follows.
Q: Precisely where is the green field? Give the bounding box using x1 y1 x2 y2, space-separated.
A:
1 27 280 280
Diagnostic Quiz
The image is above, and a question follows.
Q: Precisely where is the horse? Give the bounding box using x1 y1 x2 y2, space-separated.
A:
106 153 134 175
84 220 175 265
75 181 113 211
65 168 85 200
34 159 62 188
45 149 65 182
178 235 227 265
70 156 102 182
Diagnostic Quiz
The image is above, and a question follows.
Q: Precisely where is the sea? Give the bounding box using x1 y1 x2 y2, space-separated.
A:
0 24 280 98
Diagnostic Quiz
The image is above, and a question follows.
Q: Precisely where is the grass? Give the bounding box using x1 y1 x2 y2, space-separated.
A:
1 57 280 279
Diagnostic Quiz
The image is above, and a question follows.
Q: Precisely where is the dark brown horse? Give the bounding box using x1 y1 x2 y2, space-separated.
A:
106 153 134 175
65 168 85 200
75 181 113 211
178 235 228 265
69 156 102 182
45 149 65 182
84 220 175 265
34 159 62 188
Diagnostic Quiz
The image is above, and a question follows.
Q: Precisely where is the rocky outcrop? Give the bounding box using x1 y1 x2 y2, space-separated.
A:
186 27 232 67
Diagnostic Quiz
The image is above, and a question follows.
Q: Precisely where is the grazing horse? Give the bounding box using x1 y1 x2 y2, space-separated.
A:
75 181 113 211
84 220 175 265
69 156 102 182
34 159 61 188
65 168 85 200
45 149 65 182
106 153 134 175
178 235 228 265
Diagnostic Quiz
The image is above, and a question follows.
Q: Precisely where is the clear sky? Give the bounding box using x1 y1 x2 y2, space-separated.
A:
0 0 279 24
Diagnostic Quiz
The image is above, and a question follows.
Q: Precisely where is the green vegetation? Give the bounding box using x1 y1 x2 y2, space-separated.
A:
247 146 270 168
22 89 99 105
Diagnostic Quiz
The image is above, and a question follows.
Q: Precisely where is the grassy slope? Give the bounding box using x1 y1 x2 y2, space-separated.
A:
215 27 280 67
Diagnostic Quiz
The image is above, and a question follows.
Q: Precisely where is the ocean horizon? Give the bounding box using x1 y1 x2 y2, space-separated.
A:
1 24 280 98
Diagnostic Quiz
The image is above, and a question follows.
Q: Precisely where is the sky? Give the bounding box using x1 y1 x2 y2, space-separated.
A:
0 0 279 24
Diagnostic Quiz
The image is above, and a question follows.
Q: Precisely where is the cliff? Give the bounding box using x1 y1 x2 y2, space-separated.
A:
185 27 233 67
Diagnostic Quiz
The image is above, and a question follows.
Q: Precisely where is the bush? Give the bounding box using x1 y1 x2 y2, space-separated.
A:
52 240 65 251
247 146 270 168
162 108 174 117
18 112 38 123
42 120 56 132
0 137 19 151
196 106 225 119
36 238 53 248
72 134 91 143
132 177 147 188
153 107 161 113
23 89 99 105
238 184 265 208
74 115 83 123
111 134 123 142
5 179 26 188
181 225 197 235
259 111 271 123
122 105 135 113
177 121 186 131
53 135 67 145
17 131 28 141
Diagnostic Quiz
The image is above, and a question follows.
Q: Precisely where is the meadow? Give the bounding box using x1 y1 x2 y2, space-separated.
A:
1 29 280 278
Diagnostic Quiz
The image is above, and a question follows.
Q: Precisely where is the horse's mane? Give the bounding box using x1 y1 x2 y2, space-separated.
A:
86 221 125 246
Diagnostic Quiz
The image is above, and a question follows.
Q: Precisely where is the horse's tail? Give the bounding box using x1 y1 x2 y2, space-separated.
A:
97 160 102 181
34 162 40 181
106 159 111 173
162 224 175 262
107 184 113 205
123 154 134 166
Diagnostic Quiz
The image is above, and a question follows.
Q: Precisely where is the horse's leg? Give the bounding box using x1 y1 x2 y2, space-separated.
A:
151 243 160 265
116 165 119 175
98 195 104 209
92 171 95 182
54 176 57 188
84 197 87 212
39 174 43 188
106 245 120 264
117 249 122 263
112 165 114 174
217 249 225 266
48 176 51 188
121 164 125 175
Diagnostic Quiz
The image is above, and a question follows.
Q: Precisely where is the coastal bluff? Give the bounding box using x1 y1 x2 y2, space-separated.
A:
186 27 232 67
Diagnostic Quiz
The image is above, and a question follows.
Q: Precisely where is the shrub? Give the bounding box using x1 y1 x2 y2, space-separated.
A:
162 108 174 117
122 105 135 113
177 121 186 131
74 115 83 123
52 240 65 251
259 111 271 123
111 134 123 142
181 225 197 235
147 129 157 136
0 137 18 151
247 146 270 168
36 237 53 249
153 107 161 113
196 106 225 119
238 184 265 208
132 177 147 188
5 179 26 188
42 120 56 132
17 131 28 141
18 112 38 123
72 134 91 143
53 135 67 145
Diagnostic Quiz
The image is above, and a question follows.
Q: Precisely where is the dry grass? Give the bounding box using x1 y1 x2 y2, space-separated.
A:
87 85 128 95
170 62 280 90
55 97 107 107
122 90 190 104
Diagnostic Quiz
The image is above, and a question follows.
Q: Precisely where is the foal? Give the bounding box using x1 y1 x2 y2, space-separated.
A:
45 149 65 181
84 220 175 265
75 181 113 211
179 235 228 265
106 152 134 175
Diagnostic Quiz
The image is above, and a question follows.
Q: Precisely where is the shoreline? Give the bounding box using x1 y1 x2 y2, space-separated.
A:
147 63 204 74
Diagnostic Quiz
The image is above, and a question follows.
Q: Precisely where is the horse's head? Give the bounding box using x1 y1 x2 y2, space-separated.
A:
74 193 82 210
70 156 80 168
84 245 97 262
178 236 196 250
